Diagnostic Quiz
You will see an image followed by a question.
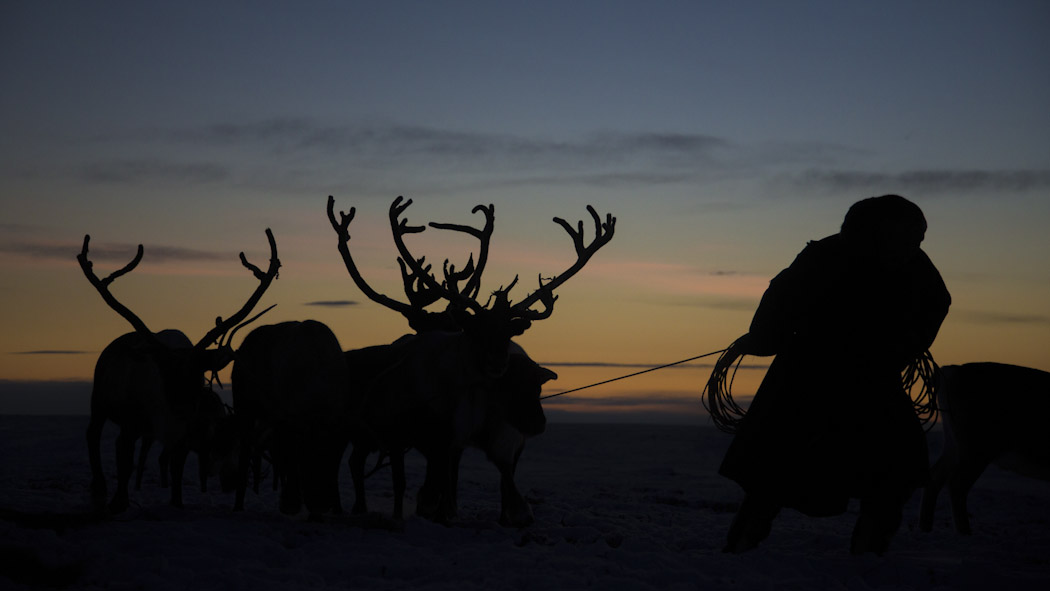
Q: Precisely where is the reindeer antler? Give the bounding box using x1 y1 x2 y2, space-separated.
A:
195 228 281 350
389 196 487 316
510 205 616 320
392 198 615 323
428 203 494 300
78 235 157 342
328 195 446 323
78 230 281 350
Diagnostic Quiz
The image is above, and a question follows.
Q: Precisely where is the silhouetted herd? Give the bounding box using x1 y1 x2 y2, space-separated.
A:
79 196 1048 541
81 196 610 526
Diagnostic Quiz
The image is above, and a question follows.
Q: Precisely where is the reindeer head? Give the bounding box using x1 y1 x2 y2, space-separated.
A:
328 195 615 379
501 344 557 436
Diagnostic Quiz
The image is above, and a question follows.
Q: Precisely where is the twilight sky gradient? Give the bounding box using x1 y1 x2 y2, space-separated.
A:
2 1 1048 420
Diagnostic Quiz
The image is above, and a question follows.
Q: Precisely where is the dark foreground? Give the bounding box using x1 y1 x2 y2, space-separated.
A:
1 416 1048 590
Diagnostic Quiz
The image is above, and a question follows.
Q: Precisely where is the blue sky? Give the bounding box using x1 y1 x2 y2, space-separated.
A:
1 1 1048 419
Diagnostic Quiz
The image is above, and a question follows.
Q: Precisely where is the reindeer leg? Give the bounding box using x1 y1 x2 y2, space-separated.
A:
110 428 137 513
498 445 533 527
330 453 344 516
919 454 951 532
271 458 279 491
392 450 406 520
448 448 462 520
349 445 369 515
251 450 263 494
416 452 448 522
234 423 252 511
198 451 209 493
168 445 189 508
86 415 107 512
278 441 303 516
948 455 990 535
158 448 170 488
279 468 302 515
135 436 153 491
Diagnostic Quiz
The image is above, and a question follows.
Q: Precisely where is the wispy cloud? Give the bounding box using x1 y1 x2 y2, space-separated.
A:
157 120 732 164
79 159 229 185
542 392 716 408
953 309 1050 325
648 292 763 313
0 240 227 264
0 223 40 234
519 171 701 188
10 350 90 355
72 119 948 195
303 300 360 308
73 119 891 192
583 260 770 302
540 360 768 371
97 118 735 176
792 169 1050 194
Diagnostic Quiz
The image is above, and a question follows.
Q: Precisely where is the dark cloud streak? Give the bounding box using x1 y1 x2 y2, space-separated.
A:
0 240 227 264
80 159 229 184
10 350 90 356
541 360 768 371
105 118 732 172
953 309 1050 326
543 394 711 408
796 169 1050 194
303 300 360 308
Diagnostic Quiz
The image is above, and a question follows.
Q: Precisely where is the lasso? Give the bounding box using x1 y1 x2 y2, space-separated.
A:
703 339 941 434
701 337 750 434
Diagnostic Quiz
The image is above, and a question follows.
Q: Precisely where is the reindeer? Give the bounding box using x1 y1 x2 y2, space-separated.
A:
328 195 612 524
79 230 279 513
133 385 232 493
919 362 1050 534
451 341 557 526
231 320 352 518
342 336 556 525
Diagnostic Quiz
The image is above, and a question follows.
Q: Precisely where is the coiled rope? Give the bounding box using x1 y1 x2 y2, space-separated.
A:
904 349 940 431
701 337 750 433
702 338 942 434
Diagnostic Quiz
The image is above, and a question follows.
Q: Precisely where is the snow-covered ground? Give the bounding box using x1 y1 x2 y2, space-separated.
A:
2 416 1048 590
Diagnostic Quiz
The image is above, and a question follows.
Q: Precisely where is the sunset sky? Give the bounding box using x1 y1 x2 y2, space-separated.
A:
2 1 1048 420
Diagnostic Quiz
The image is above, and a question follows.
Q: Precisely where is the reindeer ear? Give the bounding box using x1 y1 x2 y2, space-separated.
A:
537 366 558 384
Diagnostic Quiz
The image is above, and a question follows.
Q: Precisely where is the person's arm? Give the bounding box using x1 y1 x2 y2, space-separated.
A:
912 250 951 351
739 240 822 357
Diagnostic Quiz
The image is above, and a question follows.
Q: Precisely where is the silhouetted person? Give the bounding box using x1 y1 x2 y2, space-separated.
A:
717 194 951 555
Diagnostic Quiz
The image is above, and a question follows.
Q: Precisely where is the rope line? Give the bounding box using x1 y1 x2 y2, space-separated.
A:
539 349 727 400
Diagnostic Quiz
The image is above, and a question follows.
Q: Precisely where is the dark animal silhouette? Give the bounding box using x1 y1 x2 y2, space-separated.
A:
329 195 610 523
452 341 556 526
231 320 352 518
79 230 279 513
919 362 1050 534
344 337 555 525
132 381 235 494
